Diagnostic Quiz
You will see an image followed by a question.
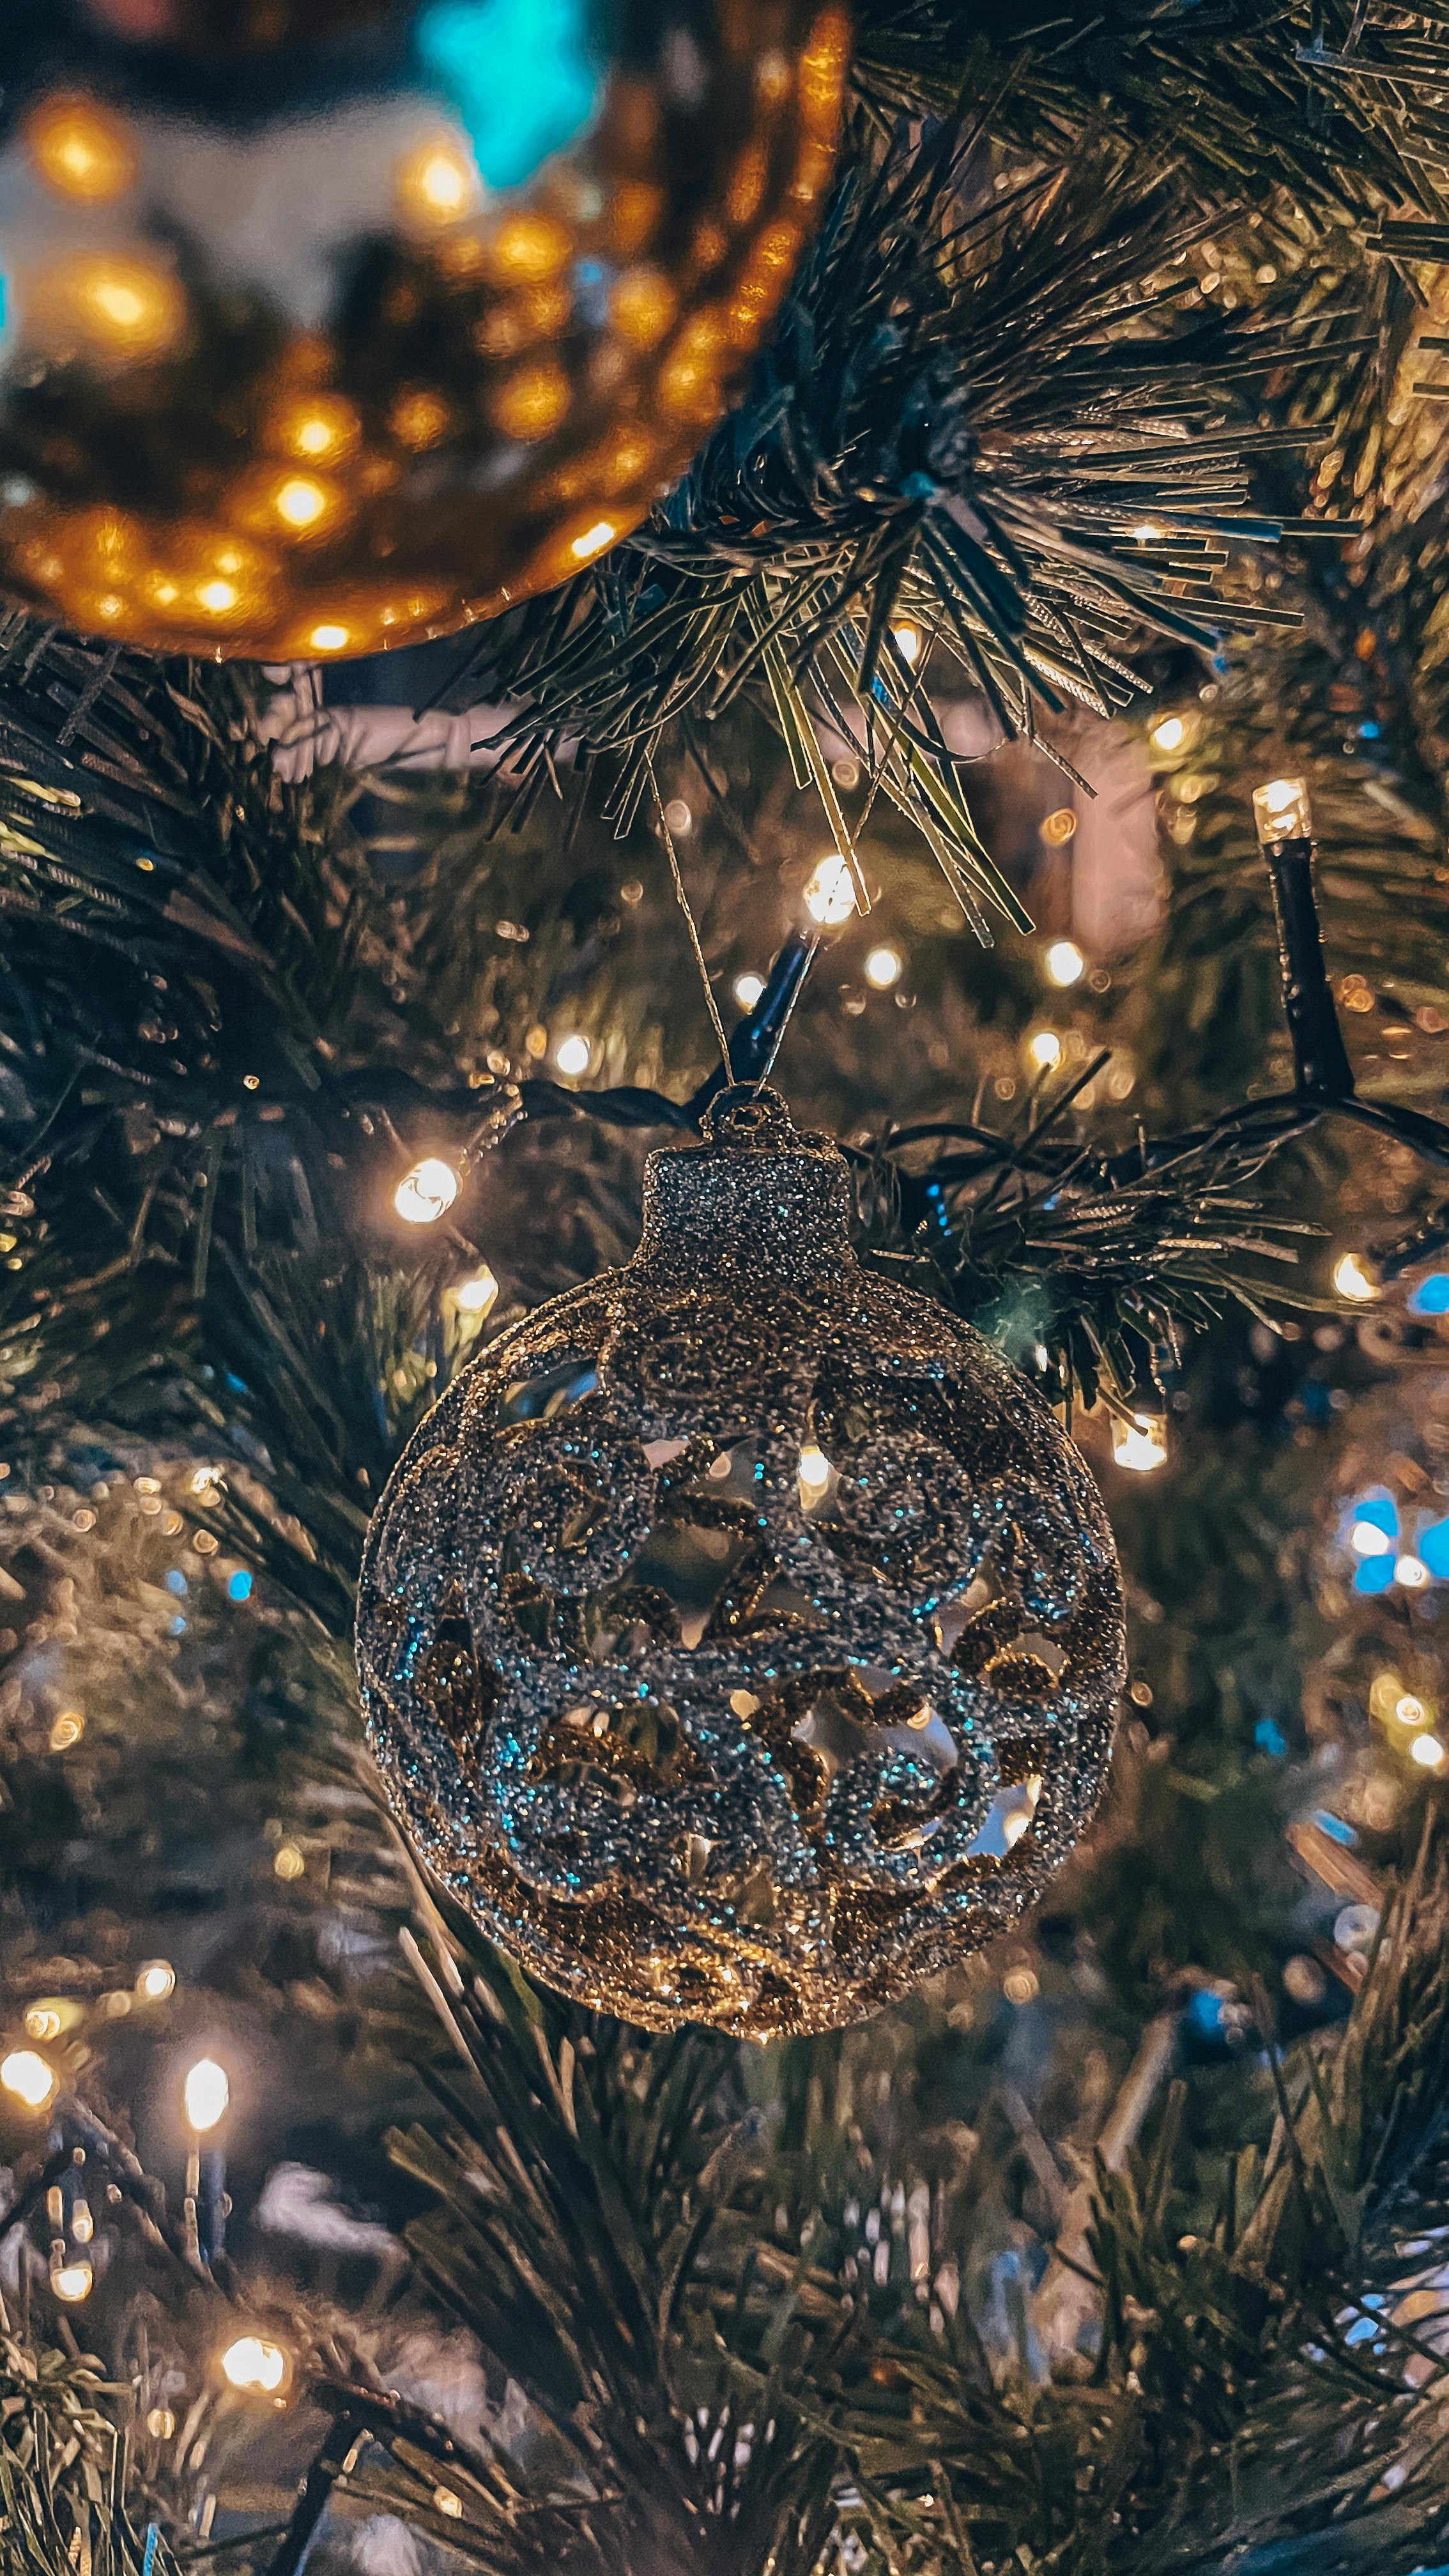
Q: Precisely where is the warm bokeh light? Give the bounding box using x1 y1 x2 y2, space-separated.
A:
803 854 857 928
24 2005 65 2043
266 394 360 466
555 1033 592 1077
273 1842 305 1882
1397 1554 1430 1590
272 476 332 533
50 2260 93 2304
1351 1518 1392 1558
1333 1251 1379 1303
307 623 352 654
394 1158 461 1225
797 1445 832 1498
892 622 923 666
570 520 617 562
25 95 138 203
1253 776 1313 845
48 1709 84 1751
1026 1029 1064 1073
864 944 903 990
733 972 765 1009
135 1959 175 2002
1110 1413 1169 1473
450 1266 499 1319
1149 714 1187 755
1044 939 1085 988
183 2057 229 2134
221 2333 289 2396
394 135 479 226
1395 1692 1428 1726
52 254 184 361
1 2049 57 2110
1411 1731 1445 1769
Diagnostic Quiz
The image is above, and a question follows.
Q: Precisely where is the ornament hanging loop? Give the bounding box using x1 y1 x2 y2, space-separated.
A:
701 1084 799 1149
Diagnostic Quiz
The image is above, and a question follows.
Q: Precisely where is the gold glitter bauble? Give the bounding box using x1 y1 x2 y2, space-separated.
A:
357 1091 1125 2038
0 0 845 659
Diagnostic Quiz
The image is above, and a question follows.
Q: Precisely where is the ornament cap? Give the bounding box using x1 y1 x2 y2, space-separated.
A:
636 1084 854 1276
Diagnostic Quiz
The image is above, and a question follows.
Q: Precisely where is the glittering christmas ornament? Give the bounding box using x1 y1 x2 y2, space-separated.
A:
0 0 844 659
356 1090 1125 2036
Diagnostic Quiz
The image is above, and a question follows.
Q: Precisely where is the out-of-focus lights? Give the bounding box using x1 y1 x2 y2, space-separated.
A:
1131 522 1164 541
395 137 477 224
1411 1731 1445 1769
434 2488 464 2520
48 1710 84 1751
135 1959 175 2002
1150 714 1187 754
273 475 329 531
1110 1413 1169 1473
571 520 616 562
892 622 923 666
71 2200 93 2244
733 972 765 1009
1410 1273 1449 1316
273 1843 305 1882
146 2408 175 2441
1351 1521 1393 1558
1397 1554 1430 1590
1043 939 1085 988
220 2334 289 2396
450 1266 498 1319
1027 1029 1063 1072
24 2005 64 2043
555 1032 592 1077
2 2049 57 2110
863 944 903 990
1333 1251 1379 1303
1253 776 1313 845
309 623 351 653
51 2260 93 2304
1395 1693 1427 1727
183 2057 229 2135
803 854 858 928
394 1157 460 1225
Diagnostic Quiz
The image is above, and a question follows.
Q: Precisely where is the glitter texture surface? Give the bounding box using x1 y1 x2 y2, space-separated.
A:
356 1090 1125 2036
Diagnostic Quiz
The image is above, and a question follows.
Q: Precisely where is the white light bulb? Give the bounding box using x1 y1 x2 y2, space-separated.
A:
1043 939 1085 988
1027 1029 1063 1072
50 2261 93 2304
863 944 903 990
803 855 857 928
1110 1414 1169 1474
183 2057 229 2134
394 1157 460 1225
733 972 765 1010
1333 1251 1379 1303
797 1445 831 1498
221 2334 288 2396
450 1266 498 1319
1150 715 1187 754
1411 1732 1445 1769
892 622 923 666
1351 1521 1393 1558
135 1959 175 2002
1394 1693 1427 1726
1397 1554 1430 1590
555 1033 592 1077
1 2048 57 2110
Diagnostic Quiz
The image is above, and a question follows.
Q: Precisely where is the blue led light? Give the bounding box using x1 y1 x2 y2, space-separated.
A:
1410 1273 1449 1315
416 0 602 191
1354 1554 1395 1595
1254 1716 1287 1757
164 1569 188 1596
227 1568 253 1602
1422 1515 1449 1579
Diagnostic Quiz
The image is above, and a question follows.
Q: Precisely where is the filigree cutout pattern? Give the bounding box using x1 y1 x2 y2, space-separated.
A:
356 1092 1126 2036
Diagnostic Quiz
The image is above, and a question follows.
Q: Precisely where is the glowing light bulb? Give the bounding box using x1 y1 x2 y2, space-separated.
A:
1 2049 57 2110
71 2200 93 2244
147 2409 175 2441
395 137 478 225
1351 1521 1393 1557
570 521 617 562
1394 1693 1427 1726
1333 1251 1379 1303
25 96 138 203
1132 522 1165 542
135 1959 175 2002
183 2057 229 2135
450 1266 498 1319
798 1445 831 1499
51 2260 93 2304
195 579 239 617
1397 1554 1430 1589
864 944 903 990
804 855 857 928
892 622 923 666
1027 1029 1064 1072
272 476 329 532
1253 776 1313 845
1110 1413 1169 1473
308 624 351 654
1043 939 1085 988
24 2005 63 2042
273 1842 305 1882
49 1709 84 1751
434 2488 464 2519
1411 1731 1445 1768
220 2334 289 2396
394 1158 461 1225
555 1033 592 1077
1150 714 1187 754
733 972 765 1009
